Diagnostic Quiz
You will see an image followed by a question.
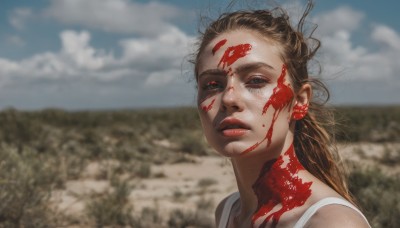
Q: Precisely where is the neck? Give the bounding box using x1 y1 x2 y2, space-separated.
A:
230 141 313 227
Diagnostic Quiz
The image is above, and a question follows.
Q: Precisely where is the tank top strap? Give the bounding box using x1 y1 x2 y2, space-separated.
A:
293 197 371 228
218 192 240 228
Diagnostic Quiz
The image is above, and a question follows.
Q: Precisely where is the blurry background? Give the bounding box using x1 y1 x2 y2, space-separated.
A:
0 0 399 227
0 0 399 110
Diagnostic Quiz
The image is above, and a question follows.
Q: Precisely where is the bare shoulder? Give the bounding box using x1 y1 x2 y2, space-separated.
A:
306 204 370 228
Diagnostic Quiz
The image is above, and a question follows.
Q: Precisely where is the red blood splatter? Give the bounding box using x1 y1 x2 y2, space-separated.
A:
212 39 227 55
262 65 292 114
292 104 309 120
202 98 215 112
218 44 252 69
242 141 262 154
261 65 293 147
251 144 312 227
262 124 265 128
241 65 294 154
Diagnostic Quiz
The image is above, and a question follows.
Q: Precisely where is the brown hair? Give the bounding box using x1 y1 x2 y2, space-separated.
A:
193 2 356 204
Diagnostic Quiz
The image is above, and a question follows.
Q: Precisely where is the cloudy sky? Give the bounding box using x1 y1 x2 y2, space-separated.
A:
0 0 399 110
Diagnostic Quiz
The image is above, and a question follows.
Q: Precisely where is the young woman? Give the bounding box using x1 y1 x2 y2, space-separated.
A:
193 2 371 228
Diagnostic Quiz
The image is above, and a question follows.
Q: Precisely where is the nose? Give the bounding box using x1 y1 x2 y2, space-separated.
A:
220 84 244 113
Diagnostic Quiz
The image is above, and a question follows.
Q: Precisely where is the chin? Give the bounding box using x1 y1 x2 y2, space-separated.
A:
216 138 289 160
214 141 261 157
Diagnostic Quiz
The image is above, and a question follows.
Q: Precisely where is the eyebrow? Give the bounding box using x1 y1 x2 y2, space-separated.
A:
198 68 226 79
235 62 275 75
198 62 275 80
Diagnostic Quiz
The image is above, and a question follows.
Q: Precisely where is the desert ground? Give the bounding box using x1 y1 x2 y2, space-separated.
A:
51 142 400 224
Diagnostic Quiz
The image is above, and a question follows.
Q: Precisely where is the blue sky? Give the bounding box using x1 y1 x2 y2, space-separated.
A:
0 0 399 110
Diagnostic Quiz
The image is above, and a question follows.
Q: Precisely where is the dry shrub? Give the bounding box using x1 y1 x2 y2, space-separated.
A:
348 164 400 228
85 179 136 227
0 145 62 227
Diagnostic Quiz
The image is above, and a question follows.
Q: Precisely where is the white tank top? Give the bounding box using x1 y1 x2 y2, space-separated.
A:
218 192 371 228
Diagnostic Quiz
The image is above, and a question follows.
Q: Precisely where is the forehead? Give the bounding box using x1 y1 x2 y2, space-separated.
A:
197 29 284 74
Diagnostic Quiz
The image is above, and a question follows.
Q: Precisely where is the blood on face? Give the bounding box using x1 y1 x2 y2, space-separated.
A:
200 40 253 113
242 64 293 154
201 98 216 112
212 39 227 55
217 43 252 69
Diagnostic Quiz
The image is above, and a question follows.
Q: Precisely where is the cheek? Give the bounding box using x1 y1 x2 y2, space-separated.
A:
199 98 216 113
197 97 219 128
244 88 275 114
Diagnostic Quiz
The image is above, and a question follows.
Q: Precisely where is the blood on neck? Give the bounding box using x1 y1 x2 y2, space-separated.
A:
251 144 312 227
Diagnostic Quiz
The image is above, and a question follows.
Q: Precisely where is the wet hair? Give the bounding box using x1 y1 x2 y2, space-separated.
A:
192 2 356 204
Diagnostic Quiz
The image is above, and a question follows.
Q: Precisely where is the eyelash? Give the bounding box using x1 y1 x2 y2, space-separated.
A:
246 76 269 87
202 80 223 91
201 76 269 92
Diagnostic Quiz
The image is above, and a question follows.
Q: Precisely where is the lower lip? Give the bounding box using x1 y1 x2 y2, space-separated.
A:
221 129 249 137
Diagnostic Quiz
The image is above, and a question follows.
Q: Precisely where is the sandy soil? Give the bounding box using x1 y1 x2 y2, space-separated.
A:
51 155 237 218
133 156 236 213
51 143 399 219
338 142 400 173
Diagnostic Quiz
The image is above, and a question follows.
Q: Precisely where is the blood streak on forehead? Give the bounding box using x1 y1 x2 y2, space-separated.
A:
212 39 227 55
218 44 252 69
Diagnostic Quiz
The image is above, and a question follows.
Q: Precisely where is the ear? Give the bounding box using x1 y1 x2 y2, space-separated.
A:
291 83 311 120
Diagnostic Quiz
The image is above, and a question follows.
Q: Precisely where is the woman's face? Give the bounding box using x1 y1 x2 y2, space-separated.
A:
197 29 296 158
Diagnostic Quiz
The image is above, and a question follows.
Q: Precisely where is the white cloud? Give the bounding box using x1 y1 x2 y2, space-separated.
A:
119 26 193 70
0 25 196 109
313 6 364 36
43 0 191 36
60 30 114 71
145 69 181 87
0 25 194 87
1 0 197 109
313 7 400 83
9 8 33 30
0 30 117 83
371 24 400 50
0 59 19 86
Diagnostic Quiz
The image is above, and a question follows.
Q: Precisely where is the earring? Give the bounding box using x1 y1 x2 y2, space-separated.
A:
292 104 308 120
